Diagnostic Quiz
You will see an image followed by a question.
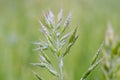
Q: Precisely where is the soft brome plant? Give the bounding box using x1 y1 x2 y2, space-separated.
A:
32 9 103 80
32 9 78 80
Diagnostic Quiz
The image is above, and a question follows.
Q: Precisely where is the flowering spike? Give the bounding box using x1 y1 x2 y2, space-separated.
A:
38 19 49 35
105 23 114 46
33 10 78 80
63 12 72 32
57 9 63 22
48 10 55 25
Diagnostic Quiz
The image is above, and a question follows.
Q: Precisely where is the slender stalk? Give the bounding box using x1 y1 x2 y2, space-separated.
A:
58 57 63 80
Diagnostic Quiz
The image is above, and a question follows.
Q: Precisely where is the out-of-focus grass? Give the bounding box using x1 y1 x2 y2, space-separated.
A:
0 0 120 80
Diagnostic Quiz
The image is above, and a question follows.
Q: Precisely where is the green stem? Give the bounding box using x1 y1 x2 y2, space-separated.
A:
58 57 63 80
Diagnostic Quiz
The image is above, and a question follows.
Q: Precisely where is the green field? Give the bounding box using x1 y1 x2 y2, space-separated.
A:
0 0 120 80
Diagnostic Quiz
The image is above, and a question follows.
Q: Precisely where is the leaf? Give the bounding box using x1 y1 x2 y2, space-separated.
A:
57 9 63 22
63 30 78 57
55 19 63 30
43 11 52 28
91 42 104 65
33 46 48 51
33 71 44 80
80 58 103 80
48 43 55 52
64 12 72 28
60 32 72 42
47 10 55 26
40 50 52 64
54 9 63 30
32 62 58 77
39 55 47 63
33 41 47 47
60 39 66 47
45 64 59 77
56 32 61 38
63 43 73 57
33 41 48 51
47 35 53 44
38 19 49 35
69 27 78 43
62 12 72 32
31 63 46 68
36 55 58 77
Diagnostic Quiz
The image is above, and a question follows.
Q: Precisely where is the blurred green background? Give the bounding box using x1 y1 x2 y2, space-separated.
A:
0 0 120 80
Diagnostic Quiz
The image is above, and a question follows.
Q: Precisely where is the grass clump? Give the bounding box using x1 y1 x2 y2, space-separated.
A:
102 23 120 80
